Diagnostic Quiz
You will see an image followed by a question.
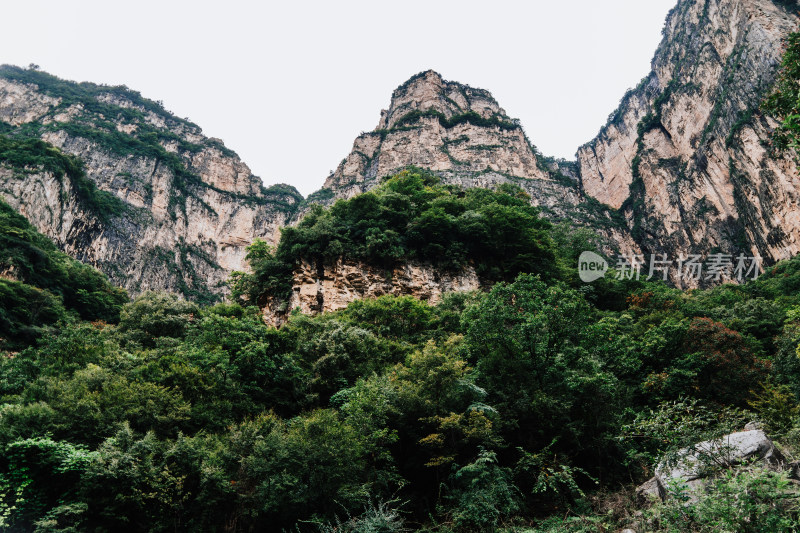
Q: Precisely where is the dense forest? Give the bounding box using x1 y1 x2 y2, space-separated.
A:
3 162 800 531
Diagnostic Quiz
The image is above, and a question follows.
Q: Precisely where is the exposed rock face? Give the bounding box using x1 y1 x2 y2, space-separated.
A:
317 0 800 284
310 70 639 258
323 70 550 195
578 0 800 269
3 0 799 305
637 429 784 502
262 258 480 327
0 67 302 302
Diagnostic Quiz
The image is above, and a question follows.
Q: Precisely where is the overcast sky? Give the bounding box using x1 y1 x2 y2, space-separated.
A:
2 0 676 196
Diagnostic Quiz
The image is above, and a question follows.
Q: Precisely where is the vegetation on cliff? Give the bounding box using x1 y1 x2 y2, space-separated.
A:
3 13 800 533
231 169 559 306
0 198 128 350
0 135 127 220
765 28 800 159
0 65 305 303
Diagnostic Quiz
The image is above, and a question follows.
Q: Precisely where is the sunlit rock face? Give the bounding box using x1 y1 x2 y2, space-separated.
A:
319 0 800 282
311 70 639 258
261 258 481 327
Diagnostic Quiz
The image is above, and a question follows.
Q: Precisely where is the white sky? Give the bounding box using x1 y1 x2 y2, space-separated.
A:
2 0 676 196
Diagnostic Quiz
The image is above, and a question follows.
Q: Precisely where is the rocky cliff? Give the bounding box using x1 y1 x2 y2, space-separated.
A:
261 258 480 326
2 0 798 305
310 70 639 257
316 0 800 286
0 66 301 302
577 0 800 269
322 70 551 194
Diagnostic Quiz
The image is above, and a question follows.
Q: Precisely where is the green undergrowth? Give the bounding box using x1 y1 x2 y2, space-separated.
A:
0 198 127 349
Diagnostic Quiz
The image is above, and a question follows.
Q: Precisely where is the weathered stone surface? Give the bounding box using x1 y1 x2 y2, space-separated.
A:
307 71 639 259
656 429 782 483
636 477 666 504
577 0 800 273
0 72 300 301
319 0 800 284
262 258 480 326
323 70 550 192
636 429 784 502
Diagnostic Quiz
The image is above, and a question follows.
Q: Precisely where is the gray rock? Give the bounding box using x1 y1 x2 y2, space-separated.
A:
655 429 782 483
635 476 665 504
636 429 783 502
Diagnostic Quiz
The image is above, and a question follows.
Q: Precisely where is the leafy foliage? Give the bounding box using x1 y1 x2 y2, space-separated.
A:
233 169 558 305
642 468 800 532
0 199 127 349
6 176 800 530
764 29 800 159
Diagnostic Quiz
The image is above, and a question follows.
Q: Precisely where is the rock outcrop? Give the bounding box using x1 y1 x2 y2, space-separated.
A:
637 429 784 502
316 0 800 284
262 258 480 327
322 70 551 195
309 70 639 258
0 66 302 302
578 0 800 270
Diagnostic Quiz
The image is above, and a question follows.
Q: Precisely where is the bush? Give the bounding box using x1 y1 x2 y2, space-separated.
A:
0 198 127 347
642 468 800 532
117 292 198 349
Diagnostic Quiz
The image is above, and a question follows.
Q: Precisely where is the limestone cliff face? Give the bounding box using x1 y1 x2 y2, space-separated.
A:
317 0 800 286
0 67 302 302
323 70 550 196
311 70 639 258
4 0 798 309
577 0 800 267
262 258 480 326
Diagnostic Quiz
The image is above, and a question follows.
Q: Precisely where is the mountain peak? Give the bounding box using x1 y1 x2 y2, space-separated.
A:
378 70 506 130
323 71 548 193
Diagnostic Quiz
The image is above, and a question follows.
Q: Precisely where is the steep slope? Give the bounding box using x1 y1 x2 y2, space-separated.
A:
316 0 800 285
578 0 800 268
323 70 550 192
0 66 302 303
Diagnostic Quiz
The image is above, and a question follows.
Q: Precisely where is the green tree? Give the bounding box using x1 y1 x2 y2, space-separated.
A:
116 292 198 349
764 29 800 159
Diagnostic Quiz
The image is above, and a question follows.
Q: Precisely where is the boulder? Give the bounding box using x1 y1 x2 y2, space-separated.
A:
635 476 665 504
636 429 783 502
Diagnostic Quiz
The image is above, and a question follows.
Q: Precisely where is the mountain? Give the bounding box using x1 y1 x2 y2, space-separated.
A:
4 3 800 529
0 0 797 302
322 69 551 191
309 69 637 256
578 0 800 265
0 66 301 303
316 0 800 284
